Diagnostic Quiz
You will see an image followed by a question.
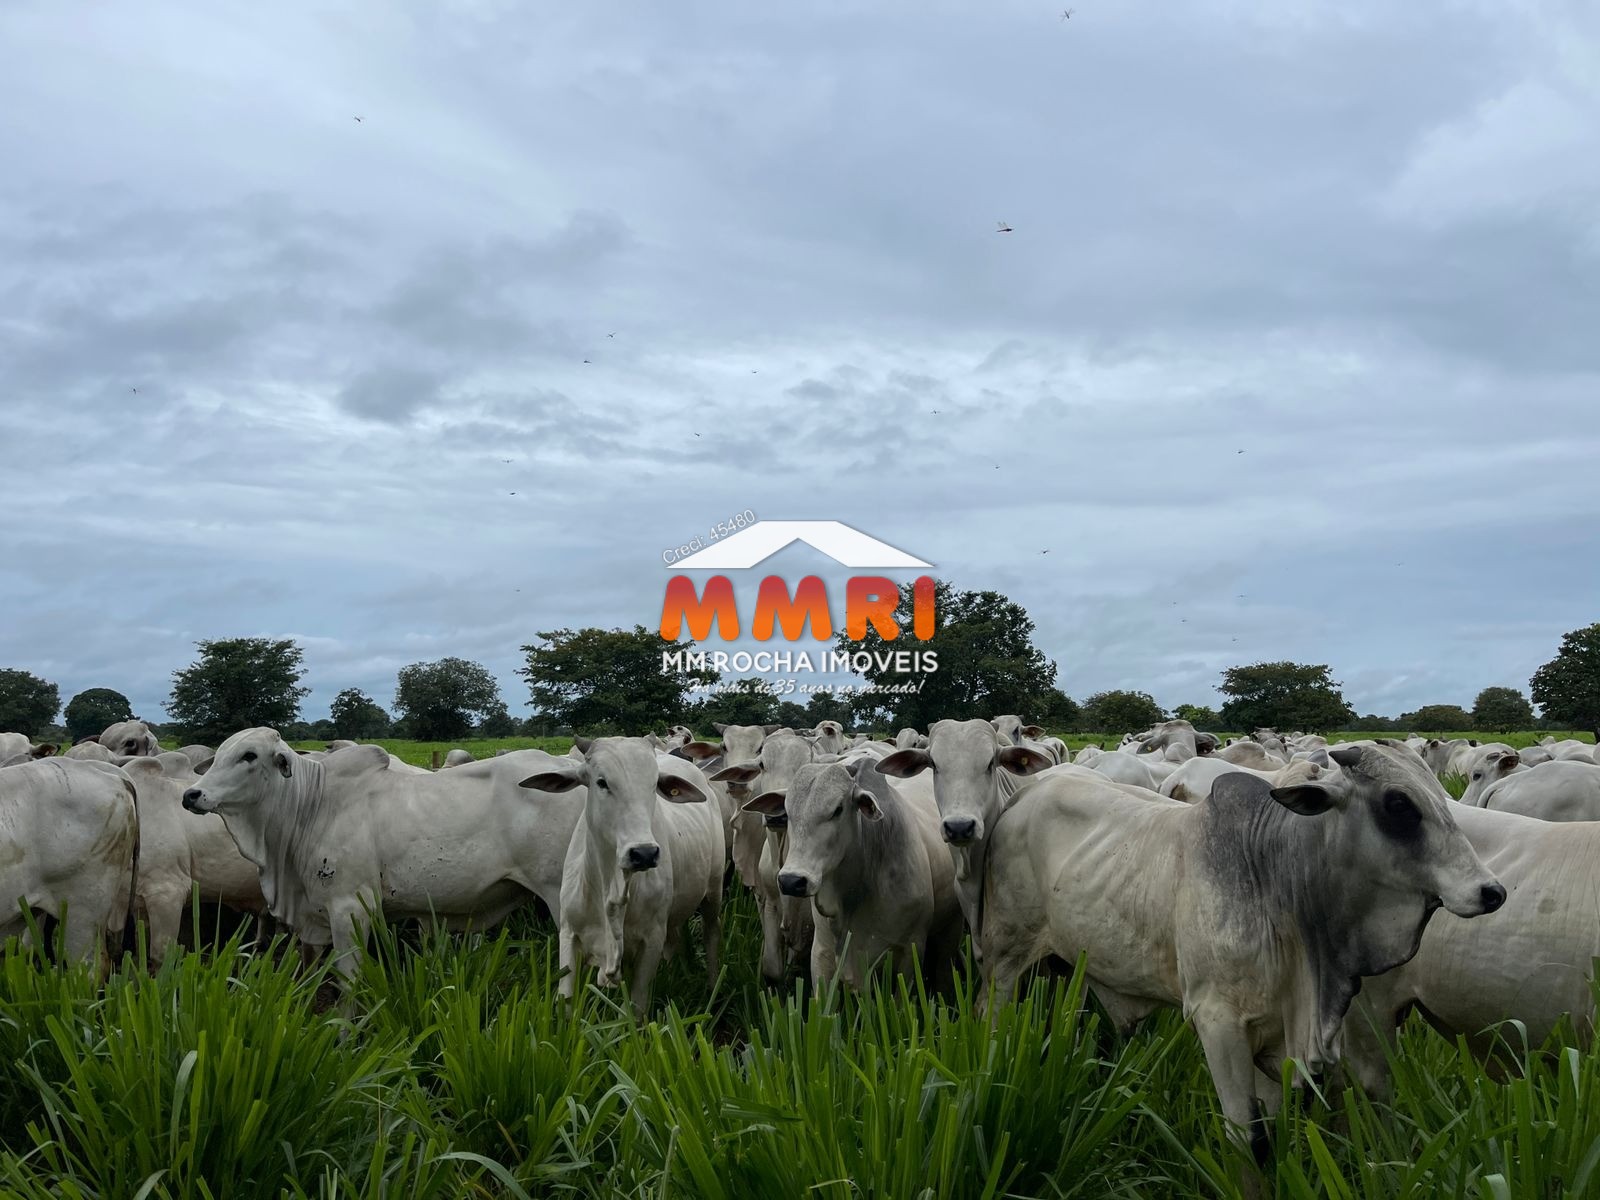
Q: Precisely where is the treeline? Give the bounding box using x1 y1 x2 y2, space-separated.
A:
2 585 1598 741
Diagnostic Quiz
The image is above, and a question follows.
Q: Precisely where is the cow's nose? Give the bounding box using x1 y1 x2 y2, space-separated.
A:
1479 882 1507 913
941 816 978 844
625 844 661 871
181 788 203 812
777 872 809 898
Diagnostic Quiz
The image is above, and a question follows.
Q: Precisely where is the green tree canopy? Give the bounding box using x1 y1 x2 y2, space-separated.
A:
1402 704 1474 731
520 626 718 736
1081 690 1165 734
0 669 60 738
328 687 392 739
64 687 133 741
1217 662 1354 732
841 579 1057 729
803 690 855 729
165 639 309 744
476 702 518 738
1172 703 1220 729
691 678 783 729
394 658 504 742
1470 687 1534 731
1531 624 1600 740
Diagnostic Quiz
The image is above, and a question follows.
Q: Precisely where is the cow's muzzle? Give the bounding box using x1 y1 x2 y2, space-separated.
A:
181 788 206 814
941 816 979 845
1477 882 1506 914
624 843 661 872
777 871 812 898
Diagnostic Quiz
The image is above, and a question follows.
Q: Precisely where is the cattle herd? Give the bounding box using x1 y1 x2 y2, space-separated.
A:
4 715 1600 1165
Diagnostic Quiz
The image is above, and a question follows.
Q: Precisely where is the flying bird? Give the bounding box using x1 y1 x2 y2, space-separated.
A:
607 332 615 338
1040 549 1050 555
694 432 701 438
1236 449 1245 454
353 116 363 123
996 221 1014 233
129 387 137 393
1061 9 1073 19
583 359 592 364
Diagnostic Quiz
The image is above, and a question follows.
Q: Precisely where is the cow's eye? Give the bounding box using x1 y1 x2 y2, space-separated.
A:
1472 771 1481 780
242 752 257 763
831 803 843 819
1378 789 1422 839
596 777 608 791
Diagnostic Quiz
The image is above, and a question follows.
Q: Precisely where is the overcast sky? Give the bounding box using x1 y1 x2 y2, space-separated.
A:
2 0 1597 725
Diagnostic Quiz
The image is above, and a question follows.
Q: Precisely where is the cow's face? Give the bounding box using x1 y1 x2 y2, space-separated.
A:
878 718 1051 846
1462 748 1521 806
1270 742 1504 919
989 714 1024 746
713 723 777 772
519 736 708 874
746 762 874 898
102 721 158 757
181 727 295 815
711 731 813 816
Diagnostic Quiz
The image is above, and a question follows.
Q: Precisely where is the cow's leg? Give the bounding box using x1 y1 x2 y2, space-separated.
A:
758 895 785 986
140 889 187 970
327 900 372 982
1338 991 1398 1100
557 928 581 1000
1192 1009 1271 1193
629 933 665 1019
698 887 722 990
810 917 839 988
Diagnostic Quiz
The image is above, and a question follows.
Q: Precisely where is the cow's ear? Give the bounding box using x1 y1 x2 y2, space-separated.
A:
711 763 762 784
645 732 666 749
876 749 933 778
1328 745 1364 770
572 736 594 755
1499 752 1520 773
194 757 212 776
855 788 885 821
1021 724 1045 739
996 745 1053 777
32 743 57 758
673 740 722 763
656 774 709 804
520 765 584 792
763 724 783 735
742 791 786 816
273 750 294 780
1270 781 1338 816
712 722 729 734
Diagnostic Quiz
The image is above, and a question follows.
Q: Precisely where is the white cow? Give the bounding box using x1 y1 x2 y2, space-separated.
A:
1457 747 1526 806
0 758 139 969
1159 756 1329 805
1090 753 1169 792
442 749 476 768
875 719 1054 941
744 756 961 990
1468 759 1600 822
0 733 29 760
710 731 822 983
809 720 847 755
1342 804 1600 1094
66 741 117 762
118 757 265 962
979 743 1503 1166
516 736 723 1016
99 720 160 757
894 727 928 750
181 729 586 979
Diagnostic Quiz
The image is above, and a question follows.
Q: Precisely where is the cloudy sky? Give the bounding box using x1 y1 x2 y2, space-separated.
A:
2 0 1597 724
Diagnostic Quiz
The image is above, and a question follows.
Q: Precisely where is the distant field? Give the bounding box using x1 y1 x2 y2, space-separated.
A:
258 729 1598 767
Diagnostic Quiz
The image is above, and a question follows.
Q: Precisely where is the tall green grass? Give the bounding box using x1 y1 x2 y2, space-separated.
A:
5 889 1600 1198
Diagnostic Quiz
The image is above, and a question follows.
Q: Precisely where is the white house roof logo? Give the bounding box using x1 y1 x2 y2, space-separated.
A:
670 521 933 571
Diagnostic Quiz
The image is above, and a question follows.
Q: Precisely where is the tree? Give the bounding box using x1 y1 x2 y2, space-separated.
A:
64 687 133 741
1039 688 1082 732
1470 687 1534 731
1348 713 1398 732
329 687 392 739
476 702 518 738
394 658 505 742
803 690 854 729
1172 703 1220 729
693 678 783 729
841 579 1058 729
521 626 718 735
166 639 309 744
0 669 60 737
1402 704 1474 731
1531 624 1600 740
1082 690 1165 734
1217 662 1354 732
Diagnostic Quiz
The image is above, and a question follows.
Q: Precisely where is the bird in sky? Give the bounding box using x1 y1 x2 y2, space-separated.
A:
353 116 363 122
1061 9 1073 20
583 359 592 364
1237 449 1246 454
129 386 138 393
1040 549 1050 555
607 332 615 338
997 221 1014 233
